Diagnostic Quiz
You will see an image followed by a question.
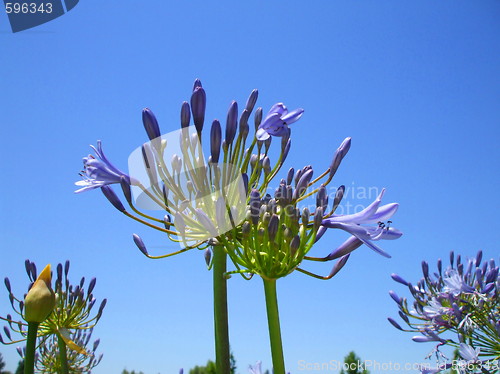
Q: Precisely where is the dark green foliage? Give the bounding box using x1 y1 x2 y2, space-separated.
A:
0 353 5 373
189 351 236 374
14 360 23 374
189 360 216 374
121 370 145 374
339 351 369 374
0 353 12 374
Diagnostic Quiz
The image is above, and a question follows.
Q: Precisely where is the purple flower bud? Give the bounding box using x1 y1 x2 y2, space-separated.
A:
387 317 403 330
314 207 324 228
268 214 279 242
326 236 363 260
437 258 442 275
398 311 409 323
93 339 101 351
301 207 310 224
332 185 345 212
241 173 249 195
329 137 351 179
293 169 313 200
262 156 271 175
290 235 300 256
163 215 171 230
254 107 263 131
391 273 409 286
191 86 206 134
4 278 11 293
133 234 148 256
328 254 350 278
286 168 294 185
193 79 202 91
422 261 429 279
450 251 455 267
101 186 126 212
180 101 190 128
245 89 258 113
316 185 328 210
97 299 107 317
389 290 401 304
482 282 495 294
3 326 11 340
120 176 132 204
88 277 96 296
249 189 261 225
142 108 161 141
225 101 238 145
57 263 62 282
210 120 222 163
485 267 498 284
239 109 250 138
476 250 483 266
65 260 70 277
204 249 212 267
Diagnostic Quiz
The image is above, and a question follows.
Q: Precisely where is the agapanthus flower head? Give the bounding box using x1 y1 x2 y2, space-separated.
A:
256 103 304 141
36 327 103 373
388 250 500 371
1 260 106 370
74 80 402 285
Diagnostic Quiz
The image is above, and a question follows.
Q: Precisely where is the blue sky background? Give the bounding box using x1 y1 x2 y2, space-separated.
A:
1 1 499 373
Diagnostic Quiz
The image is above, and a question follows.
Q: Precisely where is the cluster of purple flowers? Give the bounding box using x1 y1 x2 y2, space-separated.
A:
75 79 402 280
389 250 500 373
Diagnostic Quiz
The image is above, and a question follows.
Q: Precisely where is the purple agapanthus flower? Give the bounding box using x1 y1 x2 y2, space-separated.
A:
459 343 480 362
256 103 304 141
75 140 130 193
423 298 451 319
249 361 263 374
322 189 402 257
442 270 475 296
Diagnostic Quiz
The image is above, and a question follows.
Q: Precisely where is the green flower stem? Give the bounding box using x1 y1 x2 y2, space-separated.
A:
24 322 39 374
263 278 286 374
57 334 69 374
213 245 230 374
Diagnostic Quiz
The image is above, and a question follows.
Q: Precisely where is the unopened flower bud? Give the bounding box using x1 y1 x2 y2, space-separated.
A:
180 101 191 128
225 101 238 145
245 89 258 113
24 264 55 323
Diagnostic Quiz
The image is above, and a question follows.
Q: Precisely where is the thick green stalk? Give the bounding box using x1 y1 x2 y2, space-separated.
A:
263 278 286 374
57 334 69 374
24 322 39 374
213 245 231 374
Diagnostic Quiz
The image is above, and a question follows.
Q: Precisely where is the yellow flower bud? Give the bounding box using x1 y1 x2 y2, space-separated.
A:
24 264 56 323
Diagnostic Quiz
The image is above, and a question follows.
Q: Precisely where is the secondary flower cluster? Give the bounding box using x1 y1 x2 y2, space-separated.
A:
388 251 500 373
0 260 105 373
75 79 402 281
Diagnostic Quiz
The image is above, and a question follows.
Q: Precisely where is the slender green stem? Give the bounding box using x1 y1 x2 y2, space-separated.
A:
213 245 231 374
57 334 69 374
24 322 39 374
263 278 286 374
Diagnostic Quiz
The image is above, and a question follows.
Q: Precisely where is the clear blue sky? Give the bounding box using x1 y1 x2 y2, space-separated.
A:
1 1 499 373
